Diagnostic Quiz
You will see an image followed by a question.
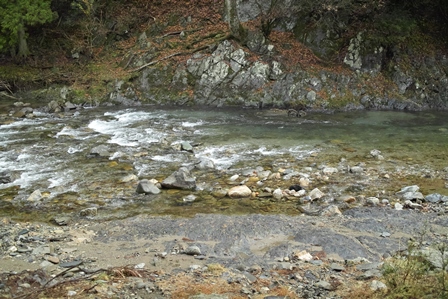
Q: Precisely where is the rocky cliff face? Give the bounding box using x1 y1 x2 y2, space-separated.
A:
109 0 448 111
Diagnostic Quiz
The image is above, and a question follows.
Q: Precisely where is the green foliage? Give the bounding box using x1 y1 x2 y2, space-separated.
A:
0 0 56 56
370 10 417 48
380 241 448 299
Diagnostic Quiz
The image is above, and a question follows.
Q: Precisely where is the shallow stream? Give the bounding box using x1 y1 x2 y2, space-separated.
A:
1 106 447 222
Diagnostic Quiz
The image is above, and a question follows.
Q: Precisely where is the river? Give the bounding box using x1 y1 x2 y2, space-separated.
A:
1 106 447 222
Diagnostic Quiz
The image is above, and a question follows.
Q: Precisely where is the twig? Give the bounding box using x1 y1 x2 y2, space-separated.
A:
0 91 21 100
128 52 182 72
162 28 203 38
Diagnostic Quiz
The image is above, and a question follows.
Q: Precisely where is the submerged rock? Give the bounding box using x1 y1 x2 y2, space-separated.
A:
161 167 196 190
136 179 161 194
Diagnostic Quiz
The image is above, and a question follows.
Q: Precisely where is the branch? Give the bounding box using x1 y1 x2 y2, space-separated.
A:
127 34 232 73
128 52 183 72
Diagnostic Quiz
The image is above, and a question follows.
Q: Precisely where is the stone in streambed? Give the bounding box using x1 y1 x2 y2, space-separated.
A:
136 179 161 194
161 167 196 190
227 185 252 198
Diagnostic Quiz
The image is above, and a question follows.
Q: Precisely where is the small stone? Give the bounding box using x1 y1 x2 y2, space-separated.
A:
67 290 77 296
27 189 42 201
134 263 145 269
315 280 333 290
184 245 201 256
120 174 138 183
80 207 97 217
350 166 364 173
136 179 161 194
309 188 324 200
380 232 391 238
322 167 338 175
370 280 387 291
396 185 419 195
183 194 197 202
181 141 194 152
330 263 345 271
272 188 283 200
320 205 342 217
366 197 380 206
46 256 60 264
294 250 313 261
425 193 443 203
227 185 252 198
395 202 403 210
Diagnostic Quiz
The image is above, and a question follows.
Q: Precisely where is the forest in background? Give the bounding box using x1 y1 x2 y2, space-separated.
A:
0 0 447 101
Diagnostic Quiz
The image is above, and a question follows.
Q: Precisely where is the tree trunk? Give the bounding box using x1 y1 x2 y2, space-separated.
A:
225 0 247 43
17 24 30 58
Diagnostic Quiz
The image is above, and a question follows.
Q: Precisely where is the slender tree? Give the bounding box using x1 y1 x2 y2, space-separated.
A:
0 0 56 58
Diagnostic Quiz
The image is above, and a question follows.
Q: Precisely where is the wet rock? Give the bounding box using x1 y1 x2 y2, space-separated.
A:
27 189 42 201
161 167 196 190
181 141 194 153
309 188 324 200
79 207 98 217
13 107 33 118
183 194 197 202
120 174 138 183
370 149 384 160
47 100 63 113
195 157 215 170
89 145 110 157
227 185 252 198
136 179 161 194
0 171 13 184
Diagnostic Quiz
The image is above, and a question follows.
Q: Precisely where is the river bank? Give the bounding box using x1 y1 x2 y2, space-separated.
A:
1 205 448 298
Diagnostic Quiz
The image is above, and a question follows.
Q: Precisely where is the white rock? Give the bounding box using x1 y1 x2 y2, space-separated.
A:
134 263 145 269
299 177 310 187
396 185 419 194
294 250 313 261
27 189 42 201
228 185 252 198
309 188 324 200
395 203 403 210
322 167 338 175
272 188 283 200
370 280 387 291
366 197 380 206
320 205 342 217
229 174 239 181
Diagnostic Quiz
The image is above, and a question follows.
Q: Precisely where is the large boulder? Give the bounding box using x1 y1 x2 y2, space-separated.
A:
161 167 196 190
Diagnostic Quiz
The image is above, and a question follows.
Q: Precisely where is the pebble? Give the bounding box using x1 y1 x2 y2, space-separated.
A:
184 245 201 256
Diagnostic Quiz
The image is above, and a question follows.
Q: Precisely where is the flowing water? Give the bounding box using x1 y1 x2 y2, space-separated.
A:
0 105 447 222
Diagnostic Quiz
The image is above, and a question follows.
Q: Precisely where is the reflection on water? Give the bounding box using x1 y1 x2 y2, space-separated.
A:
0 106 447 221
